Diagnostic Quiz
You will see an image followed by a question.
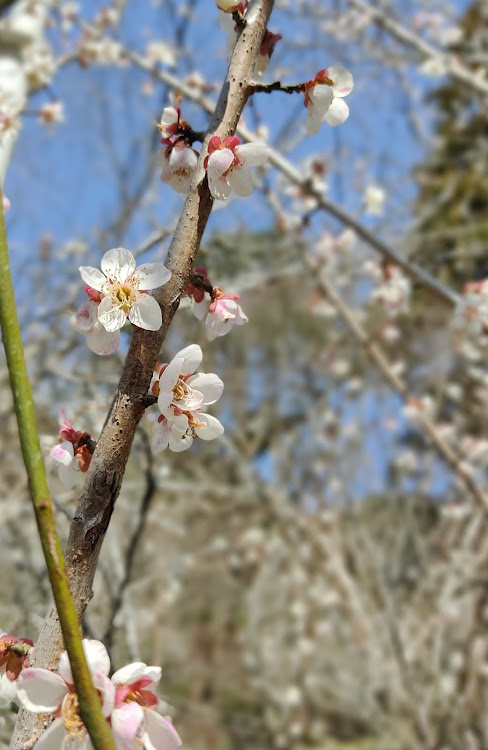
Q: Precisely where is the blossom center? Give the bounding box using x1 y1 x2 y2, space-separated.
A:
62 693 85 740
106 280 140 313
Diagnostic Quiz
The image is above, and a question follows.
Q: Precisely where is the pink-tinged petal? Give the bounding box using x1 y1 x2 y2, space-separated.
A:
152 421 170 454
174 344 202 374
129 295 162 331
207 149 234 181
194 413 225 441
234 142 269 167
79 266 106 292
86 326 120 356
228 166 253 197
142 710 182 750
208 175 231 201
51 441 74 466
98 297 127 332
186 373 224 405
158 357 185 401
327 65 353 97
35 718 67 750
17 668 68 712
112 703 144 750
112 662 148 686
101 248 136 283
137 264 171 291
75 300 99 334
93 672 115 717
324 97 350 126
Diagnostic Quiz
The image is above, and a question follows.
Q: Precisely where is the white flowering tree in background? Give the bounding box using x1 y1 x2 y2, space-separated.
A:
2 0 488 749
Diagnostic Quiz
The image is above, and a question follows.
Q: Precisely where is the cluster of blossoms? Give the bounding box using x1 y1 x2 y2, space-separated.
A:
17 639 182 750
158 101 200 194
0 633 33 703
451 279 488 338
151 345 224 453
75 247 171 355
364 261 411 318
184 267 248 340
303 66 353 135
50 412 97 489
157 101 269 200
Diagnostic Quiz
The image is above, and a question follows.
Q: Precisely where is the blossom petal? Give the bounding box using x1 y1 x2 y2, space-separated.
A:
75 300 99 334
324 97 350 126
129 295 162 331
86 326 121 356
35 719 67 750
208 175 232 201
228 166 253 197
79 266 106 292
112 662 160 687
194 413 225 441
186 373 224 405
58 640 111 685
94 672 115 717
158 357 185 410
169 433 193 452
112 703 144 750
207 148 234 181
152 421 170 454
136 264 171 291
101 248 136 283
17 668 68 712
98 297 127 332
175 344 202 375
142 710 182 750
328 65 353 97
51 441 74 466
234 142 269 167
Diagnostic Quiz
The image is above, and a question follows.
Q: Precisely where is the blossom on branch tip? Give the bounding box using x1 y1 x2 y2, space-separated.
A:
79 247 171 333
204 136 269 200
151 345 224 453
304 66 353 135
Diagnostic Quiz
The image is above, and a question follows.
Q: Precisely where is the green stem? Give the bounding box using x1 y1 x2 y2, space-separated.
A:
0 193 117 750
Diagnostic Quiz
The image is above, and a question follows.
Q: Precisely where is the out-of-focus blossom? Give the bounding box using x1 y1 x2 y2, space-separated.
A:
451 280 488 338
146 41 177 66
38 100 64 127
363 184 385 216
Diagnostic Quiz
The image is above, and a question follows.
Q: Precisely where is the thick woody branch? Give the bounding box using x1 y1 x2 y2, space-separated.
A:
11 1 274 747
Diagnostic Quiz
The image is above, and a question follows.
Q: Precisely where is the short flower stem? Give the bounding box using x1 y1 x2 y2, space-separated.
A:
250 80 305 94
0 193 117 750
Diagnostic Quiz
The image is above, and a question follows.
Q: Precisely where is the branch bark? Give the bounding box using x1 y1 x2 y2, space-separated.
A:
10 1 274 747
